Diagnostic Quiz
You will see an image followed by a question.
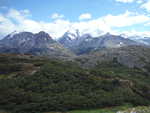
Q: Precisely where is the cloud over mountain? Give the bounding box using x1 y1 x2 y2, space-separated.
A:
141 0 150 12
51 13 64 19
79 13 92 20
0 8 150 39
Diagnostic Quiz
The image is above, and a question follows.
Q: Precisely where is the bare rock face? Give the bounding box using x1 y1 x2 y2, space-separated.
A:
0 31 75 58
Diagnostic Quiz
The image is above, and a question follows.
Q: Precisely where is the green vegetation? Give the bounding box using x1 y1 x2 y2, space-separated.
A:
0 54 150 113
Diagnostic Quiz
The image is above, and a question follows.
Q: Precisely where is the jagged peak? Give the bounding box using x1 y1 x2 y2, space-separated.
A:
37 31 48 35
62 29 80 40
35 31 51 37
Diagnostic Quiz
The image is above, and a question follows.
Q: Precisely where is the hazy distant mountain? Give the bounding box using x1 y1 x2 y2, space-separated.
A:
133 37 150 45
141 37 150 45
0 31 74 58
121 34 150 46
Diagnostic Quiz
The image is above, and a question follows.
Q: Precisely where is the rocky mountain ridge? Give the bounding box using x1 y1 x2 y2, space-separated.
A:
0 31 74 58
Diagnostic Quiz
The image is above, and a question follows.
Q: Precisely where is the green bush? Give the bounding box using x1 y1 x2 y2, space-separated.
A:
0 59 150 113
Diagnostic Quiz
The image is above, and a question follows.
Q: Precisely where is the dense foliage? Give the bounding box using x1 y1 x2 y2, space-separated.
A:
0 54 150 113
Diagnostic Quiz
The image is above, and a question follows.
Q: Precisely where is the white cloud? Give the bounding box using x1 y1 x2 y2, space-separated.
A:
136 0 144 4
51 13 64 19
116 0 135 3
141 0 150 12
115 0 144 4
119 30 150 37
145 22 150 26
79 13 92 20
101 11 150 27
0 9 150 39
21 9 31 16
0 6 8 9
0 14 16 36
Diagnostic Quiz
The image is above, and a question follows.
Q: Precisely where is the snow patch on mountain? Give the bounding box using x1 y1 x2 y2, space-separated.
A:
9 31 21 39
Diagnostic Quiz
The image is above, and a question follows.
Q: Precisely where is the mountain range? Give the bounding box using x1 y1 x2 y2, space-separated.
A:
0 31 74 59
0 30 147 55
59 32 143 54
0 30 150 70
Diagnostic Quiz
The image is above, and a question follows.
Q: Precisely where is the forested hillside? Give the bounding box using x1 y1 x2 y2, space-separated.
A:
0 54 150 113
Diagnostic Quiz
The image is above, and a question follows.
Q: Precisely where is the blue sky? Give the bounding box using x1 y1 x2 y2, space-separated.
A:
0 0 150 38
1 0 146 21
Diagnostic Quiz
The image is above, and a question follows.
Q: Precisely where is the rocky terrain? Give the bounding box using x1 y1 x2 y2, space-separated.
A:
0 31 75 59
117 106 150 113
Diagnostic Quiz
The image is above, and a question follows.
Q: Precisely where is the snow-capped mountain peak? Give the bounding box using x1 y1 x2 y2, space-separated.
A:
120 33 129 38
8 31 21 39
66 32 77 40
64 29 80 40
